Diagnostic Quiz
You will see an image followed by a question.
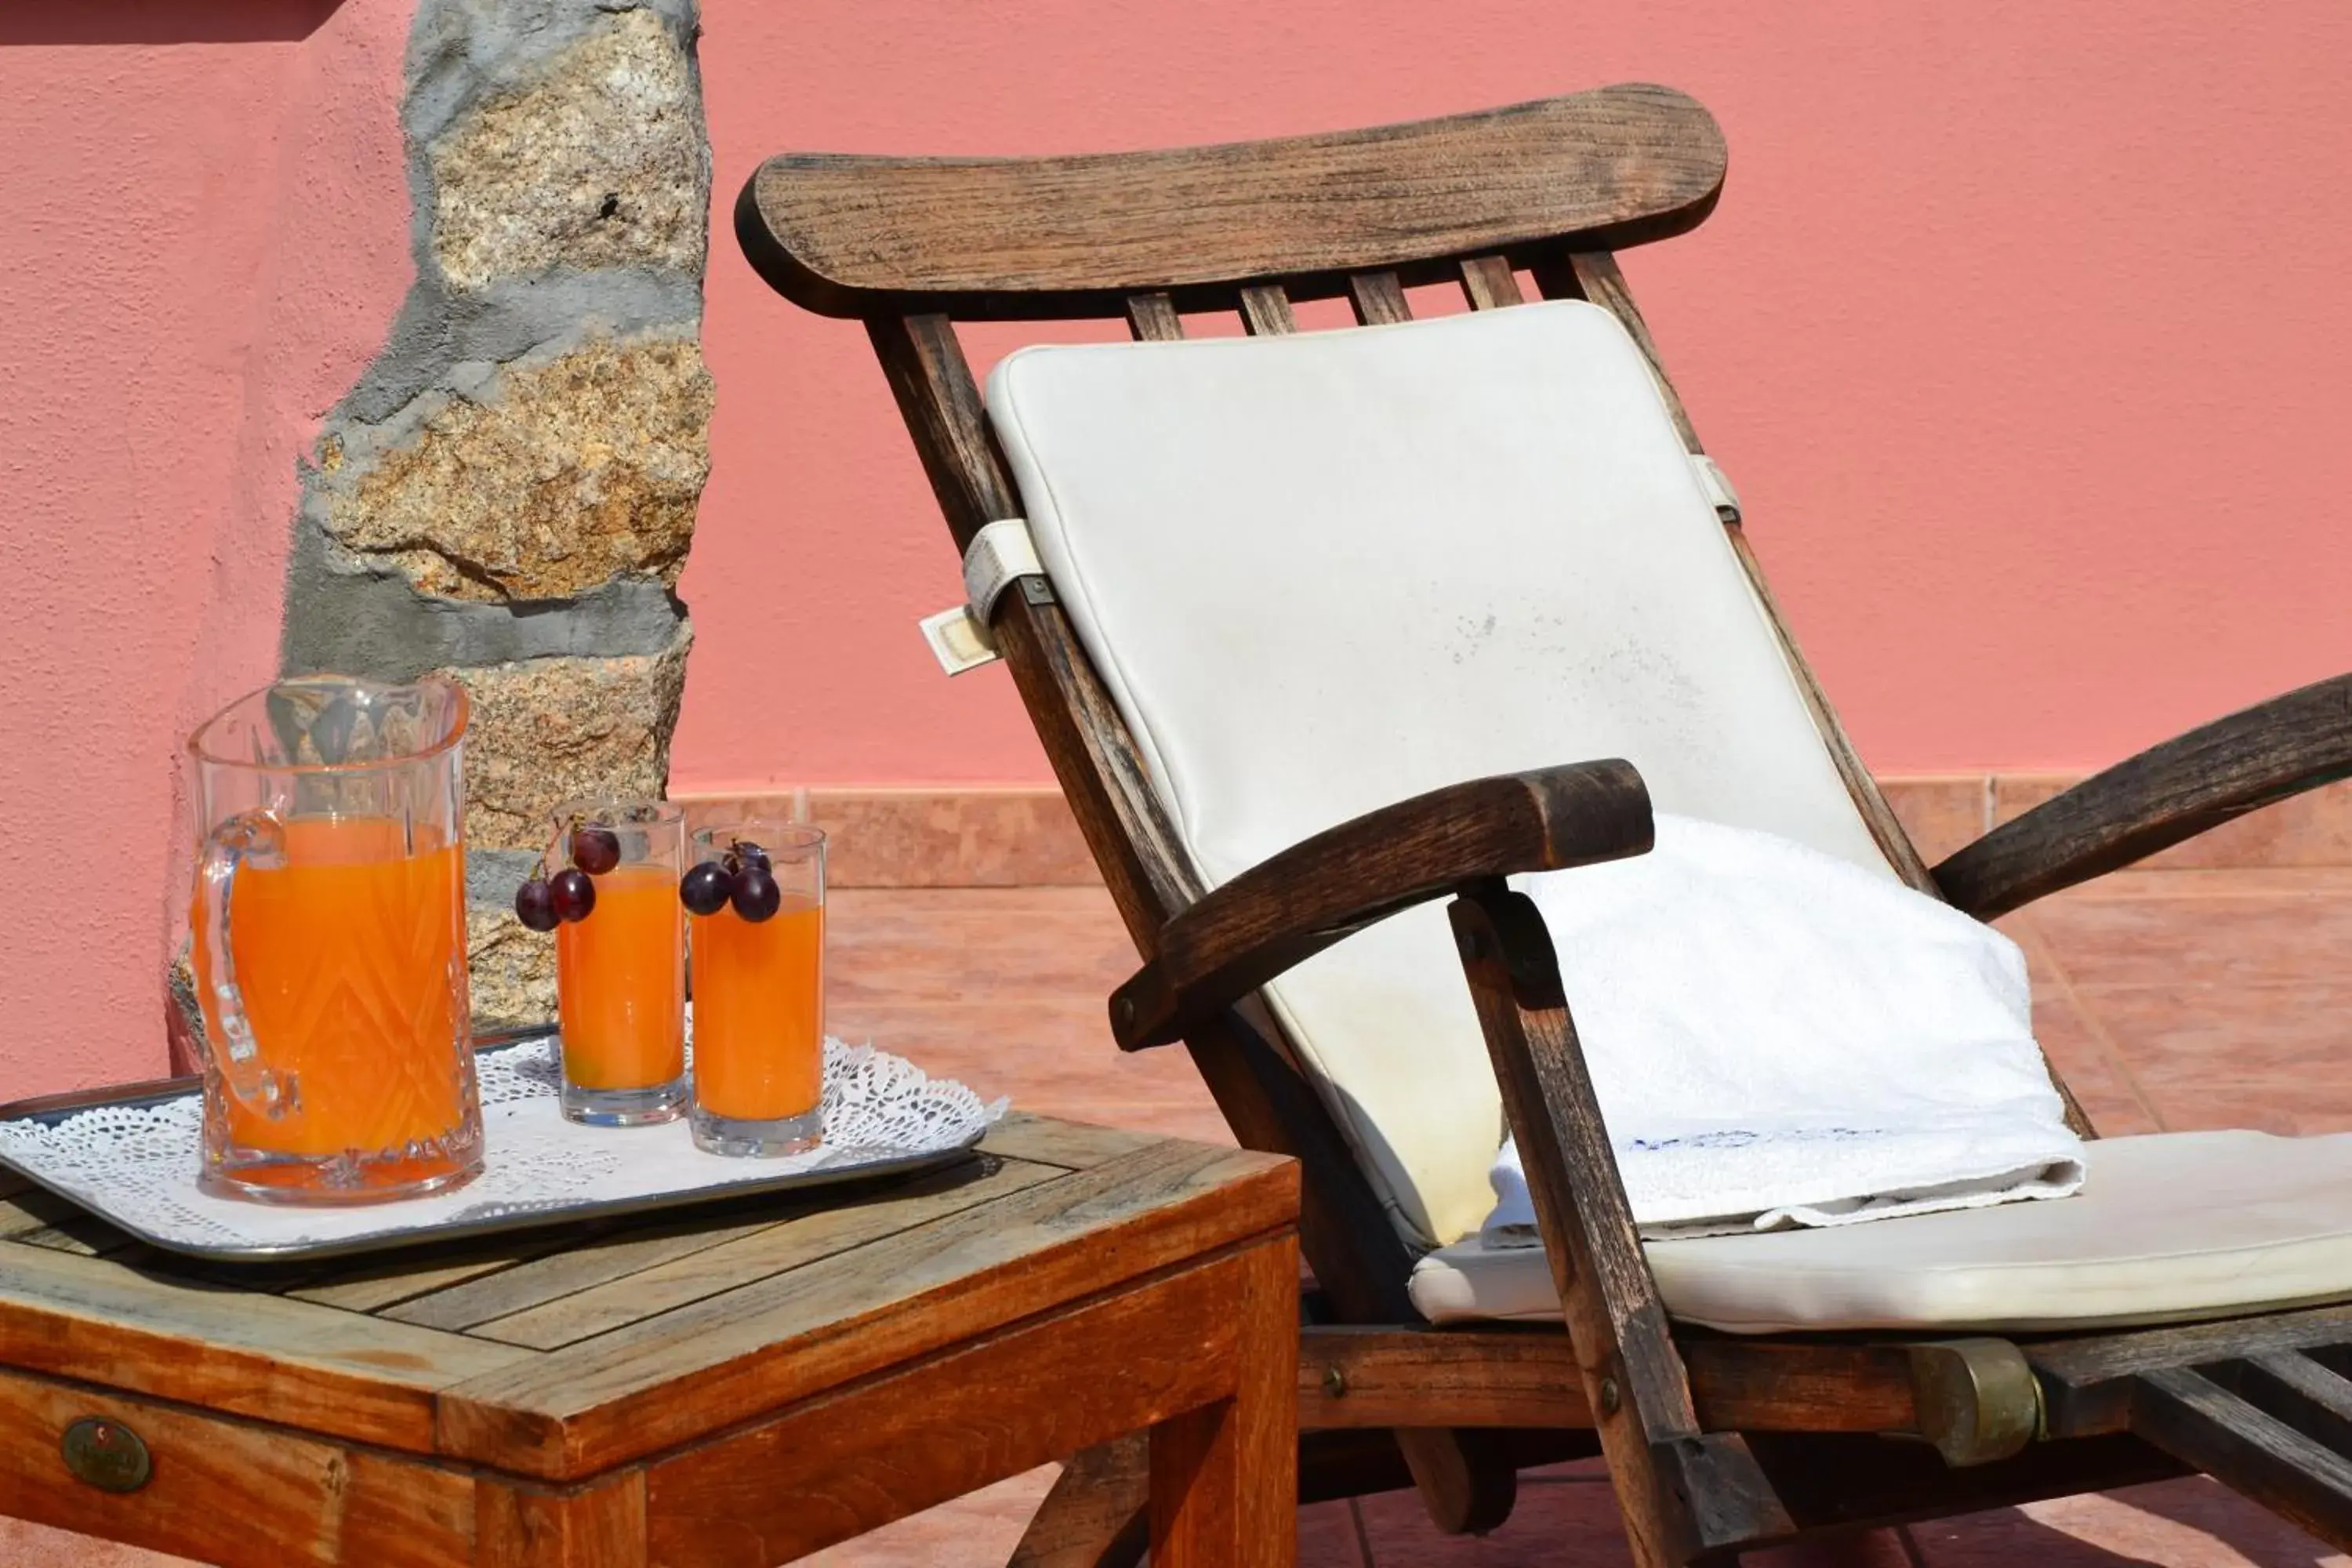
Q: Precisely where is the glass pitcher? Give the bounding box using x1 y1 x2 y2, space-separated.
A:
186 675 484 1203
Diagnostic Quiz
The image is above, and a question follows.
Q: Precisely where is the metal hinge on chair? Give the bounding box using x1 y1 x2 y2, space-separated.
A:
919 517 1049 676
1692 453 1741 524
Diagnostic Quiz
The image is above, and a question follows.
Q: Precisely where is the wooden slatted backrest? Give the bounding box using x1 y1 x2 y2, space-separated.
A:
735 85 2087 1314
736 85 1939 924
739 85 1722 318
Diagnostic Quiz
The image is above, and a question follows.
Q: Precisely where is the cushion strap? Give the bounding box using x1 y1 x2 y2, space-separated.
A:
918 517 1047 675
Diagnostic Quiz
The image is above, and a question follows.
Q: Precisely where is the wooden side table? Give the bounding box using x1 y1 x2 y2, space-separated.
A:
0 1115 1298 1566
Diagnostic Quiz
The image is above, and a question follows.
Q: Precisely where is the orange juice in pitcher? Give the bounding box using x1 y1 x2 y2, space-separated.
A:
187 677 481 1202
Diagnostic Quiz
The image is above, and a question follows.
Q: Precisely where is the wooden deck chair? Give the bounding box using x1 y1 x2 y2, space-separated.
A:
735 86 2352 1565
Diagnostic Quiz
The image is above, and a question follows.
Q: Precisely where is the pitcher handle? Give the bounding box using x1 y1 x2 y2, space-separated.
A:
194 811 299 1118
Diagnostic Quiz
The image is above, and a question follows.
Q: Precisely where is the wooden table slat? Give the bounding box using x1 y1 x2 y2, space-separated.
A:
292 1235 581 1315
0 1243 536 1453
436 1141 1297 1476
978 1112 1168 1172
0 1191 140 1257
462 1156 1061 1350
383 1214 784 1334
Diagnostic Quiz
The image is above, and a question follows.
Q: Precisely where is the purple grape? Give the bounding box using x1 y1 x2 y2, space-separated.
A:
731 840 771 874
679 860 731 916
549 867 597 923
570 825 621 876
514 878 559 932
730 865 782 923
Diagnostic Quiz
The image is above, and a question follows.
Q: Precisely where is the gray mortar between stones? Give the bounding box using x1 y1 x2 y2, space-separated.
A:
335 270 702 426
279 0 706 687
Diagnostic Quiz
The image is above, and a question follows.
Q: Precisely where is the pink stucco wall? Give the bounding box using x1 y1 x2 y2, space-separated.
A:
0 2 414 1093
679 0 2352 791
5 1 2352 1098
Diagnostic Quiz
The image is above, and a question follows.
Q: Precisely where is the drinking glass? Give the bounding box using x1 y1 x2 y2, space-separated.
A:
551 798 688 1126
187 675 482 1203
687 821 826 1156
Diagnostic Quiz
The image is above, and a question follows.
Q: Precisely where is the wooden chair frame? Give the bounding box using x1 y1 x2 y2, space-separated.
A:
735 85 2352 1565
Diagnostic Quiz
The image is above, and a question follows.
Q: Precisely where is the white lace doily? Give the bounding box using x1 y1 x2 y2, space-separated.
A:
0 1038 1006 1260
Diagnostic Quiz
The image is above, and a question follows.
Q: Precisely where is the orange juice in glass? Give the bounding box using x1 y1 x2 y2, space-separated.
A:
538 799 687 1126
187 676 482 1203
684 822 826 1156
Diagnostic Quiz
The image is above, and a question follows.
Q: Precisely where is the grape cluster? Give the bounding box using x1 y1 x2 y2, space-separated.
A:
680 839 782 923
514 824 622 932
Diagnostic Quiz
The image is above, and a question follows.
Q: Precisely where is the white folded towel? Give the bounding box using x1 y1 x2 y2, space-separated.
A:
1483 813 2083 1242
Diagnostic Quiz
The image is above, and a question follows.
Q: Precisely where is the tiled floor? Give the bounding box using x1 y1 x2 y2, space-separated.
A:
9 867 2352 1566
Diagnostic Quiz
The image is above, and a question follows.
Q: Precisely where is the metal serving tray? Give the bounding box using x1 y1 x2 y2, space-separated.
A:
0 1028 997 1265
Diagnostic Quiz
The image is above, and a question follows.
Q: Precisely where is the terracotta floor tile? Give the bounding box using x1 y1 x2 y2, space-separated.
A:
829 886 1136 1004
740 1472 1361 1567
1744 1529 1918 1567
1356 1472 1635 1565
1034 1098 1238 1145
2156 1096 2310 1136
2063 1475 2352 1565
796 1466 1058 1566
1992 909 2068 990
1300 1498 1372 1566
1352 1478 1909 1566
2030 893 2352 991
0 1522 185 1568
1911 1477 2350 1566
825 1000 1222 1129
1883 775 1991 868
2033 991 2165 1136
2064 985 2352 1132
2125 783 2352 873
830 884 1131 924
2045 869 2352 902
1990 772 2076 829
826 884 1226 1137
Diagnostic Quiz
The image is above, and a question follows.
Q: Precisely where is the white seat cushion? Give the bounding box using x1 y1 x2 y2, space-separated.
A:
1409 1131 2352 1333
987 301 1895 1250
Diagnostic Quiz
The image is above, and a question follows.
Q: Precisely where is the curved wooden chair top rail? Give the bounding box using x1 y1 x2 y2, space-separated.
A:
735 84 1725 318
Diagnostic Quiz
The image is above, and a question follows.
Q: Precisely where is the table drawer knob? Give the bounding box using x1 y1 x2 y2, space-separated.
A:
61 1417 151 1494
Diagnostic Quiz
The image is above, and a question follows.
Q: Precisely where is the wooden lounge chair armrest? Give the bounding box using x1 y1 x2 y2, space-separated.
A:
1109 760 1653 1050
1933 673 2352 920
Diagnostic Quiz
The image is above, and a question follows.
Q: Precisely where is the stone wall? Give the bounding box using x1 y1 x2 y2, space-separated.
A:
280 0 711 1025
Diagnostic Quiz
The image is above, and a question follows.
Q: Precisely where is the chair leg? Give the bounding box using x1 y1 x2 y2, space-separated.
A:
1396 1427 1519 1534
1010 1436 1150 1568
1451 887 1795 1566
1008 1426 1532 1563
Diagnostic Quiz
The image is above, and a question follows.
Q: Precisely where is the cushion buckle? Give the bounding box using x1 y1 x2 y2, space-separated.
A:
920 517 1047 676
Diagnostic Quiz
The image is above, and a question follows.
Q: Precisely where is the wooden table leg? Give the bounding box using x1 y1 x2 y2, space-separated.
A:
475 1473 648 1566
1148 1234 1300 1567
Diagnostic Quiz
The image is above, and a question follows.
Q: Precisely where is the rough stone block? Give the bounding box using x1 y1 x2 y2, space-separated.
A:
428 7 708 292
466 849 557 1029
321 332 712 602
445 621 693 851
